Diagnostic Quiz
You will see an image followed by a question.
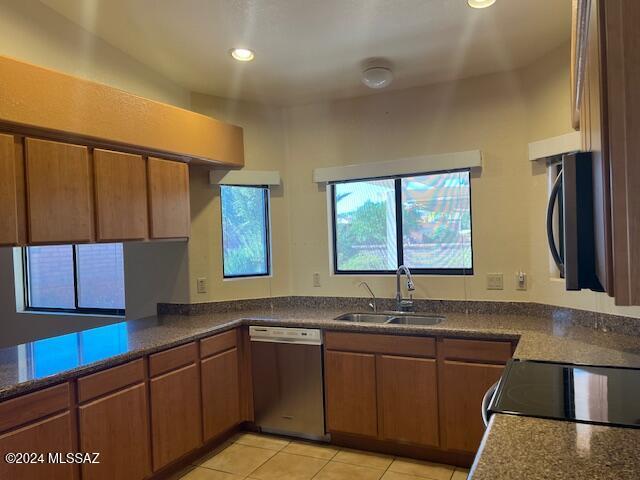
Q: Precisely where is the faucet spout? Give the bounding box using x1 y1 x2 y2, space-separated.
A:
395 265 415 312
359 281 377 312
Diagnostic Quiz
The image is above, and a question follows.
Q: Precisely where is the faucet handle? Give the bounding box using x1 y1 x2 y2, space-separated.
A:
398 299 415 312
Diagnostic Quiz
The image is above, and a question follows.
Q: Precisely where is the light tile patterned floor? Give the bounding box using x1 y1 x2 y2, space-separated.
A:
175 433 470 480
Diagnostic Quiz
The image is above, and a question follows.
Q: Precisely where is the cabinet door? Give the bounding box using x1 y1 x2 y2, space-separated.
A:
378 355 439 447
324 350 377 437
150 364 202 471
25 138 92 243
0 134 26 246
440 360 504 453
93 149 147 241
0 412 77 480
79 384 151 480
201 348 240 441
147 157 190 239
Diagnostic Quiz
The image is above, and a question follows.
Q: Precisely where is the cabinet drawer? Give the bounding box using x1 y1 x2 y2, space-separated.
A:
325 332 435 357
200 329 237 359
78 359 145 403
440 338 512 363
149 342 197 378
0 383 70 433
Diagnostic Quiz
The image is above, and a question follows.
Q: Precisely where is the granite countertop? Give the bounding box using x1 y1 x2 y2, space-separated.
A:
1 304 640 479
471 414 640 479
2 304 640 401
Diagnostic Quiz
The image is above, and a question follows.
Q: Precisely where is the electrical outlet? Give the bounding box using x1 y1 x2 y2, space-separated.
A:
487 273 504 290
313 272 321 287
197 277 207 294
516 271 527 291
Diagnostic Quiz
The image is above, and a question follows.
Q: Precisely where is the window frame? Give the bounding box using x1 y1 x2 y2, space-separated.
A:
22 245 125 316
220 184 272 279
331 168 474 276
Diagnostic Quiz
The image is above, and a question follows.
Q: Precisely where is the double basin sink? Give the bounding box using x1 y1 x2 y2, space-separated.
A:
334 312 444 326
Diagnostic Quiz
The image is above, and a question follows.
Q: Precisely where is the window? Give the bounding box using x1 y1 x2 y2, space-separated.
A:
23 243 125 315
332 169 473 274
220 185 271 278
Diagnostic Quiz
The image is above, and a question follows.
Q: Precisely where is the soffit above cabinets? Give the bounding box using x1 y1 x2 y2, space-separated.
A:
0 55 244 167
312 150 482 183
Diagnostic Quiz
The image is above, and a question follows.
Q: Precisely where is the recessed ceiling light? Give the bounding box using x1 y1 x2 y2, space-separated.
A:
230 48 255 62
467 0 496 8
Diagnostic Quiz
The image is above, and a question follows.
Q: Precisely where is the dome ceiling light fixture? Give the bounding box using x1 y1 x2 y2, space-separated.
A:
467 0 497 8
361 66 394 89
230 48 255 62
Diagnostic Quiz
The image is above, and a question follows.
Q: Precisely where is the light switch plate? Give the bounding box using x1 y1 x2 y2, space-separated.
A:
487 273 504 290
516 271 527 290
197 277 207 294
313 272 321 287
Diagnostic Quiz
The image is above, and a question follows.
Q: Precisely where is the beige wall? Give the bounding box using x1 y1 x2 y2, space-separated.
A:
1 1 637 331
282 64 533 302
0 0 190 108
187 95 291 302
188 42 640 318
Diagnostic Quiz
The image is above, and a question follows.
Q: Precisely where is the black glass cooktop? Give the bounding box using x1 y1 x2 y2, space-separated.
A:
489 360 640 429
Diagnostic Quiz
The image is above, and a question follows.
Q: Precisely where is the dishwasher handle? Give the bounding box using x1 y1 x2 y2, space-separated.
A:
249 326 323 345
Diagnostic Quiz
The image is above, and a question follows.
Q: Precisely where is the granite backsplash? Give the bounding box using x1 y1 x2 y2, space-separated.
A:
157 297 640 336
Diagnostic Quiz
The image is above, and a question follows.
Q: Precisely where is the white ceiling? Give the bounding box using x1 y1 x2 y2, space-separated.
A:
40 0 571 105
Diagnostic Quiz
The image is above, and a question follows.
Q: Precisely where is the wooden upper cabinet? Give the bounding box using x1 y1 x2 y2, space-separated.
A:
93 149 148 241
147 157 190 239
25 138 92 243
378 355 439 447
324 350 378 438
440 360 504 453
0 133 26 246
573 0 640 304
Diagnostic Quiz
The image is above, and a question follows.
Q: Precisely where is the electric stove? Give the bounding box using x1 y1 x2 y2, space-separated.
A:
488 359 640 429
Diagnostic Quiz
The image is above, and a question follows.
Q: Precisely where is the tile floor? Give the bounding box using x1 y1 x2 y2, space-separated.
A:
174 432 470 480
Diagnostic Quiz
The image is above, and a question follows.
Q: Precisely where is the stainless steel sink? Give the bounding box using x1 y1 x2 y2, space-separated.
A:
386 314 444 326
334 312 444 326
334 313 397 323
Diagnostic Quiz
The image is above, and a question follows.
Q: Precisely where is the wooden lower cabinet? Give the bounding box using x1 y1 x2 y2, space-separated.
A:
440 360 504 453
78 383 151 480
201 347 241 441
150 363 202 471
378 355 439 447
325 350 378 438
0 412 77 480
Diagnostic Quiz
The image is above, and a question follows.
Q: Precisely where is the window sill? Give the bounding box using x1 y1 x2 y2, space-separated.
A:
16 309 125 320
223 274 273 282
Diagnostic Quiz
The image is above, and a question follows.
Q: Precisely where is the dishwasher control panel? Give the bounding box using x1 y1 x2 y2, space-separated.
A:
249 326 322 345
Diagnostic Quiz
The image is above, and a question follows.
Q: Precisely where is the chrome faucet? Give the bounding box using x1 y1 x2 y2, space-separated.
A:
395 265 416 312
359 281 377 312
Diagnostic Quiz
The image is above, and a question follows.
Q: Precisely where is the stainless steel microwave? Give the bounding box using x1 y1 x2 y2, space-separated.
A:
547 152 604 292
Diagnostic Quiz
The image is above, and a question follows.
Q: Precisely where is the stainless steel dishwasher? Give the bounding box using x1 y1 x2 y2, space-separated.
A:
250 326 327 441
